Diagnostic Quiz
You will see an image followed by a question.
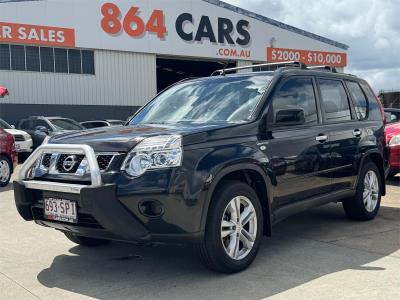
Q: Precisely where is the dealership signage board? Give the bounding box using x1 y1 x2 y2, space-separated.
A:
0 0 347 66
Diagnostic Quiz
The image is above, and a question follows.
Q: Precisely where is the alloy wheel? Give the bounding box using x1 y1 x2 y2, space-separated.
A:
363 170 379 212
221 196 257 260
0 159 11 183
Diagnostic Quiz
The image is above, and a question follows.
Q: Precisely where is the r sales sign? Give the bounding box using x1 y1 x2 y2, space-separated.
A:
0 0 347 65
0 22 75 47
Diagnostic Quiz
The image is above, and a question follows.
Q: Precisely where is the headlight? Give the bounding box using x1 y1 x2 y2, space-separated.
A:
121 135 182 177
389 134 400 146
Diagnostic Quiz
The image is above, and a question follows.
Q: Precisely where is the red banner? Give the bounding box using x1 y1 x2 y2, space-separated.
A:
267 47 347 67
0 22 75 47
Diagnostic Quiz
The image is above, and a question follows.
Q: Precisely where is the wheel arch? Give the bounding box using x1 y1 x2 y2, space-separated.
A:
201 164 273 236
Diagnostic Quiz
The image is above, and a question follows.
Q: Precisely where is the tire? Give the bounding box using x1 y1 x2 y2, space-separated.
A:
64 232 111 247
198 180 263 273
343 161 382 220
0 155 12 187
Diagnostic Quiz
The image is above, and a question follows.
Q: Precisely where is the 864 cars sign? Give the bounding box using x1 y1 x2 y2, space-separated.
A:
0 0 347 64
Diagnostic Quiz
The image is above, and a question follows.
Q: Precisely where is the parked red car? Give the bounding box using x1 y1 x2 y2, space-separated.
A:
0 128 17 187
385 122 400 178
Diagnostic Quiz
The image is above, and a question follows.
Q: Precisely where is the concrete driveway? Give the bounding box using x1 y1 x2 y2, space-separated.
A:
0 173 399 300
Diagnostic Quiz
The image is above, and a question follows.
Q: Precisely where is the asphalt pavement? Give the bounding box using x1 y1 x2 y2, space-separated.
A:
0 170 399 300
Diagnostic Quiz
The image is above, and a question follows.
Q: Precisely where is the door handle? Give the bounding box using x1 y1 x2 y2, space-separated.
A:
316 135 328 142
353 129 362 137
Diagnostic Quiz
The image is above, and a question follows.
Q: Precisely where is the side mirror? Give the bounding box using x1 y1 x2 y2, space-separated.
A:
35 126 49 134
275 108 305 126
11 125 15 129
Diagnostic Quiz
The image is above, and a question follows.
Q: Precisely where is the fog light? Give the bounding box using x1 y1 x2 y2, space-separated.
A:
138 200 164 218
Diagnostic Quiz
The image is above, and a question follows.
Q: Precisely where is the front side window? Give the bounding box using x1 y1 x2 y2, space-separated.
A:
130 75 272 126
319 79 352 123
270 77 318 126
346 81 368 119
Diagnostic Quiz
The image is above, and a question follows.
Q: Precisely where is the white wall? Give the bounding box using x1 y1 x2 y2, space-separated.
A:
0 50 157 107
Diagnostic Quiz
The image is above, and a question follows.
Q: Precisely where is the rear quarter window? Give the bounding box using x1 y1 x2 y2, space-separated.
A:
359 81 382 121
346 81 368 120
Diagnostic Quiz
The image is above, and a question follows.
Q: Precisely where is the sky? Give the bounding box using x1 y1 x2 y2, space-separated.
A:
225 0 400 93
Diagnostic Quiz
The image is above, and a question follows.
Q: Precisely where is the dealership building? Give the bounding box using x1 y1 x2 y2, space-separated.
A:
0 0 348 123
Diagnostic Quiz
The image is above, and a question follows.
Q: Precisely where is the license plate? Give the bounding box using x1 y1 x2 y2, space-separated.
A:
15 144 20 151
44 198 77 224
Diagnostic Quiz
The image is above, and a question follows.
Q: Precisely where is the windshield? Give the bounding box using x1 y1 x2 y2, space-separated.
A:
0 118 12 129
50 118 85 130
130 75 272 126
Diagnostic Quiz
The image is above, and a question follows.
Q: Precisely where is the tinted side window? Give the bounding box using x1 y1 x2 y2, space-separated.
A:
346 81 368 119
360 82 381 121
318 79 351 123
271 77 318 126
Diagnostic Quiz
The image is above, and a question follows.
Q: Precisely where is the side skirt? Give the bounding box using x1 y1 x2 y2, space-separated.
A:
272 189 355 225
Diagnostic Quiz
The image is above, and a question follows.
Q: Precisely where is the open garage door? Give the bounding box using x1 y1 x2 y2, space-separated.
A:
156 57 236 92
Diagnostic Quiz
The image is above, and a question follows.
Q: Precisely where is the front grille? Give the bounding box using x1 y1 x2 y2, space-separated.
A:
56 154 85 173
97 155 114 170
14 134 25 141
40 153 116 173
42 154 52 168
31 206 104 229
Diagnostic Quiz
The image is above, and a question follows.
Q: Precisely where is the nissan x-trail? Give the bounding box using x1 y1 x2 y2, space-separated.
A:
14 62 387 273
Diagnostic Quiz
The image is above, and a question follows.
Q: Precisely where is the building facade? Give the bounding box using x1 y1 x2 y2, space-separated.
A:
0 0 348 123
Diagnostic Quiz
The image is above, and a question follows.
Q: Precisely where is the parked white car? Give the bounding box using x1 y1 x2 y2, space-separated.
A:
0 118 33 153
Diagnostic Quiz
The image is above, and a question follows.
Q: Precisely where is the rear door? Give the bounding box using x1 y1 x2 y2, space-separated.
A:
263 76 333 209
316 78 360 190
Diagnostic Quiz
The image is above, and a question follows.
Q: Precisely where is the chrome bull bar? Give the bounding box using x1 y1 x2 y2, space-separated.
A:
18 144 102 194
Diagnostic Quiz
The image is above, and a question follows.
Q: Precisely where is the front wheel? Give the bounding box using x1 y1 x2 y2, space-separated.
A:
343 162 382 220
198 181 263 273
64 232 111 247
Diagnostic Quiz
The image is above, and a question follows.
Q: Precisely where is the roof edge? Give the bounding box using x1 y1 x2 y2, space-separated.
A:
202 0 349 50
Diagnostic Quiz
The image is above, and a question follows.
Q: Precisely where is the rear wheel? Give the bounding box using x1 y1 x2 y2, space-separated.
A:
343 162 382 220
0 155 12 187
198 181 263 273
64 232 111 247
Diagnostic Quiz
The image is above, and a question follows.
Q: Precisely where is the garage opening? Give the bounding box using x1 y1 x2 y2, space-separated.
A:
156 57 236 92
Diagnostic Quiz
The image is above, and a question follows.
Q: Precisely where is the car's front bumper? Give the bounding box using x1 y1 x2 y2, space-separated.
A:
15 139 33 153
13 143 205 244
13 180 204 243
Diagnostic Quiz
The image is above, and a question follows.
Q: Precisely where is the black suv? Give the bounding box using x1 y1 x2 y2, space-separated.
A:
14 62 387 273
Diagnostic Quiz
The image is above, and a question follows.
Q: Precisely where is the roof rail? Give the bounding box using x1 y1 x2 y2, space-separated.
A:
211 61 307 76
307 65 337 73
